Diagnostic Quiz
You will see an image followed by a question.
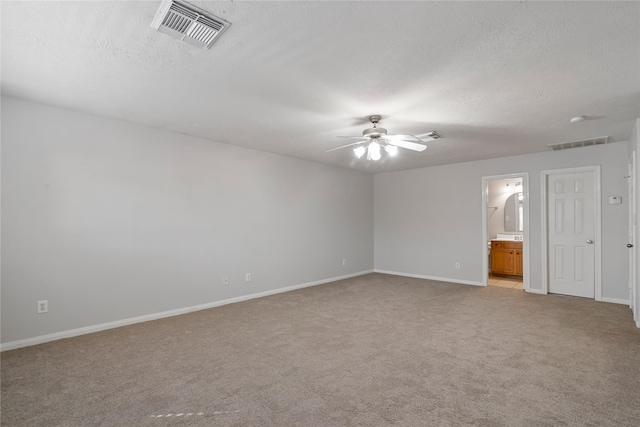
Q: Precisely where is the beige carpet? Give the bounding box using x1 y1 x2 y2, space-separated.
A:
2 273 640 426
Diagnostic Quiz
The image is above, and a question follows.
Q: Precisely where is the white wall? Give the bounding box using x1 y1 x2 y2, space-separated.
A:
375 141 630 301
628 118 640 326
1 97 374 344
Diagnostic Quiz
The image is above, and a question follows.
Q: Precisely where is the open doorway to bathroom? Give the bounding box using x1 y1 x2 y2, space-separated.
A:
482 173 530 291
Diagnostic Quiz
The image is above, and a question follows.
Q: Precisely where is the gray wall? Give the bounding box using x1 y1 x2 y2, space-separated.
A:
1 97 374 343
375 141 630 300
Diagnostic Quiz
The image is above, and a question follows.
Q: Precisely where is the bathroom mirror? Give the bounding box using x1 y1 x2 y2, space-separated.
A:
504 192 523 232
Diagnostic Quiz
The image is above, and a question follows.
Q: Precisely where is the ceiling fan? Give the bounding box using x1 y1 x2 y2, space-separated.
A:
326 115 442 161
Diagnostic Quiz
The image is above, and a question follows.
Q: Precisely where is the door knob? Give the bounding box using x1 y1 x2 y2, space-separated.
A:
586 239 593 244
628 244 634 248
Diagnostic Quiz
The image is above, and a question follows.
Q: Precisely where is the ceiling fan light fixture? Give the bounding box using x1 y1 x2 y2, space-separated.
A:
354 146 366 158
384 145 398 157
367 142 382 161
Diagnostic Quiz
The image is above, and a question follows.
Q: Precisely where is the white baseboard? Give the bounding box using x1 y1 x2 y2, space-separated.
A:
525 288 546 295
600 297 631 305
374 269 484 287
1 270 374 352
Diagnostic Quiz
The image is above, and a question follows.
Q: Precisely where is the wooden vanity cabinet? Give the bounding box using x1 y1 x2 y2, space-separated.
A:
491 241 523 277
514 249 523 276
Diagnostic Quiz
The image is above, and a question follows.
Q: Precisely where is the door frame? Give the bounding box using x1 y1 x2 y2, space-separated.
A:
628 151 636 314
541 166 602 300
481 173 530 291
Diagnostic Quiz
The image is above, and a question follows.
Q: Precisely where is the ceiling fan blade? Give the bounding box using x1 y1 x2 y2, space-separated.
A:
386 134 423 142
336 136 369 139
388 139 427 152
388 132 443 143
325 140 368 153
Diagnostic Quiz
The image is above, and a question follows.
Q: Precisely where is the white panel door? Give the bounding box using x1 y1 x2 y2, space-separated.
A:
548 172 595 298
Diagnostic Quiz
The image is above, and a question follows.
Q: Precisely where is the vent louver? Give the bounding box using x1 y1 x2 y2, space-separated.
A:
548 136 610 151
151 0 230 49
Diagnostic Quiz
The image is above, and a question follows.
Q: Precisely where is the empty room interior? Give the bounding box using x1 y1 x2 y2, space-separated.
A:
2 1 640 426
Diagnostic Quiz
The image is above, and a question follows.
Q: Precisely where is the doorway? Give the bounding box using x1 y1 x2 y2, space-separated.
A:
541 166 602 299
482 173 530 290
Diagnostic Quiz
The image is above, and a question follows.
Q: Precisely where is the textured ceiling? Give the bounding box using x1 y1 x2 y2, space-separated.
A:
2 1 639 173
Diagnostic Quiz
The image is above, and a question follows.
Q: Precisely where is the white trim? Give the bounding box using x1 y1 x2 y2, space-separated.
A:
0 270 373 352
540 166 602 300
481 173 531 292
600 297 631 305
525 288 547 295
541 169 548 295
630 150 638 320
374 269 484 287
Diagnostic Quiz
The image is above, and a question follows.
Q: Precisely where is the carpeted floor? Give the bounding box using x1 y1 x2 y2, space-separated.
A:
2 273 640 426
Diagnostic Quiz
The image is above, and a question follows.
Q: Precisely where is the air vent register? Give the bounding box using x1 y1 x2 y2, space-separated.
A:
151 0 230 49
548 136 610 151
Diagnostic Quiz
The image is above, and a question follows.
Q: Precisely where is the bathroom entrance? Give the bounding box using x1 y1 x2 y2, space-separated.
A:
482 174 530 290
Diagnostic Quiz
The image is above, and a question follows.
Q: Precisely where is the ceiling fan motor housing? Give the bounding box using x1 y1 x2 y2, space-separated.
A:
362 127 387 138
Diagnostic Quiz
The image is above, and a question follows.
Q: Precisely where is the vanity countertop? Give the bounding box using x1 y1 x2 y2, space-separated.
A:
493 234 523 242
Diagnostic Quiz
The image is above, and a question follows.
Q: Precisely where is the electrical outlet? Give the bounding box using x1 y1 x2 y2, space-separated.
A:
342 259 347 266
245 273 251 282
455 262 461 269
37 300 48 314
222 275 229 285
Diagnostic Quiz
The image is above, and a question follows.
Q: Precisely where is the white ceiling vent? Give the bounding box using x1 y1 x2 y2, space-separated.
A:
151 0 230 49
548 136 610 151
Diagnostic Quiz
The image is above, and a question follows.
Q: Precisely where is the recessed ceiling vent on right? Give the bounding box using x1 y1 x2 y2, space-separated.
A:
151 0 230 49
548 136 609 151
